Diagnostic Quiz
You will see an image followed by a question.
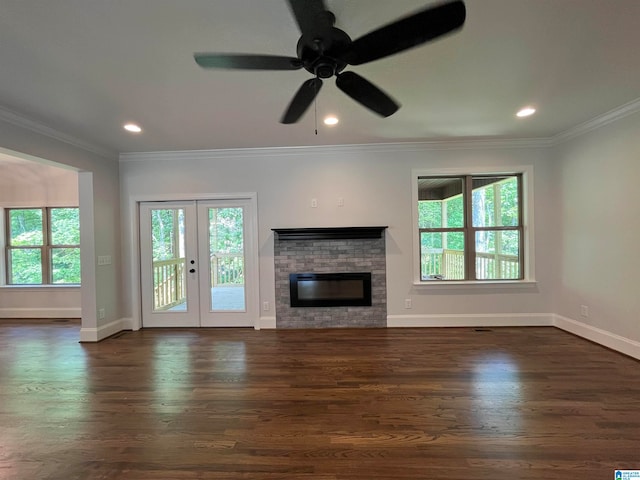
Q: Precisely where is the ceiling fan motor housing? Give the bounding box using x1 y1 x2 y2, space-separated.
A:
296 27 351 78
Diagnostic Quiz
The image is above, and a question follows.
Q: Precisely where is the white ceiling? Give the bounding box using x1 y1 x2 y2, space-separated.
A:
0 0 639 155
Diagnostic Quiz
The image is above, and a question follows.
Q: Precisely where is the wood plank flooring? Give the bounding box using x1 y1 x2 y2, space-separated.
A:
0 321 638 479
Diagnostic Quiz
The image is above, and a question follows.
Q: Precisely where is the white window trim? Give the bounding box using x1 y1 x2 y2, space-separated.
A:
411 165 536 287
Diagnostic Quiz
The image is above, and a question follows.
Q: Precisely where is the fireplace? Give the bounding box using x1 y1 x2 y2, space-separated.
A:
273 226 387 328
289 272 372 307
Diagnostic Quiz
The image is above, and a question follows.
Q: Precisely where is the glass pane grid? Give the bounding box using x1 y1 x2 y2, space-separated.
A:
209 207 246 311
475 230 521 280
418 177 465 229
9 248 43 284
417 174 523 282
472 176 520 228
6 207 81 285
151 208 187 312
9 209 43 246
420 231 465 280
50 208 80 245
51 247 81 284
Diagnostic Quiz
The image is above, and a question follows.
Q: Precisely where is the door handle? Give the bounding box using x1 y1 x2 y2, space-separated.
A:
189 268 196 273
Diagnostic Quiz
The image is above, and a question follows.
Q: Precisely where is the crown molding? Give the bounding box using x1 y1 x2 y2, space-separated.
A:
119 137 552 162
551 97 640 145
0 105 115 160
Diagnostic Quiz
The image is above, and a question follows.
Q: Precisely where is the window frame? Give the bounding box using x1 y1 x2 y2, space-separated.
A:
5 207 81 285
412 166 535 286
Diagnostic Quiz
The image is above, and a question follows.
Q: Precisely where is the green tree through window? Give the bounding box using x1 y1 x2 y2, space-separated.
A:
6 207 81 285
417 175 522 281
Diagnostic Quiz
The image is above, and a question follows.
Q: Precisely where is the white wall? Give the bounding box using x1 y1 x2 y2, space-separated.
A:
0 160 78 206
0 159 80 317
0 117 122 340
120 143 556 329
553 112 640 346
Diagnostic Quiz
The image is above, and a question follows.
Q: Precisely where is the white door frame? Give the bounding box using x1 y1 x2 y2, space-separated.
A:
127 192 259 331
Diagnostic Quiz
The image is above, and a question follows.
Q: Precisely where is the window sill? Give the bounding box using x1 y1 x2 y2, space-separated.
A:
412 280 537 290
0 284 81 290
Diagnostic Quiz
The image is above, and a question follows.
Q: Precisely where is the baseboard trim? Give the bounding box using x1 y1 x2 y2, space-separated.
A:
387 313 554 328
257 316 277 330
73 313 639 359
0 307 81 319
553 314 640 360
80 317 129 342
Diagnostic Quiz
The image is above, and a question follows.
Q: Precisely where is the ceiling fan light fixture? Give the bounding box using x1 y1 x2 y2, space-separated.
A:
124 123 142 133
516 107 536 118
324 116 339 126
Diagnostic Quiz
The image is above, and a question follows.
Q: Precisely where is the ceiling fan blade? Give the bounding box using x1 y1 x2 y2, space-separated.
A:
281 78 323 124
194 53 302 70
287 0 334 38
335 72 399 118
338 0 466 66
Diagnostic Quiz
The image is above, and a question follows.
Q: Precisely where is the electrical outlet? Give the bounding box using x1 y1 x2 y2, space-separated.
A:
404 298 412 309
263 301 270 312
337 197 344 207
311 198 318 208
580 305 589 317
98 308 106 319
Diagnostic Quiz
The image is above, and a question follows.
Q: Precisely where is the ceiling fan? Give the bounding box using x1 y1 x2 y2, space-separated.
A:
194 0 466 124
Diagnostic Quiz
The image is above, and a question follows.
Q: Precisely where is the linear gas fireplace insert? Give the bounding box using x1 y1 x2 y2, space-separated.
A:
289 272 372 307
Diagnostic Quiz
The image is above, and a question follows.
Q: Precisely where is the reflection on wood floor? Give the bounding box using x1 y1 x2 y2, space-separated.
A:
0 320 638 479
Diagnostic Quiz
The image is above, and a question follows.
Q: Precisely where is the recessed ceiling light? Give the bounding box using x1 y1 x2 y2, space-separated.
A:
323 116 339 126
124 123 142 133
516 107 536 118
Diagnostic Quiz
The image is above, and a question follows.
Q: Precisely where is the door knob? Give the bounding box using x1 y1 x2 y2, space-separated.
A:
189 268 196 273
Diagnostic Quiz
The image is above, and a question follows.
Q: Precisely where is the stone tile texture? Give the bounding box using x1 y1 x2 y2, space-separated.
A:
274 235 387 328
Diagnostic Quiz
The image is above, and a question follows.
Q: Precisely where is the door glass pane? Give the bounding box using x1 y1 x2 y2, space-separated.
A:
151 209 187 312
208 207 245 311
9 248 43 284
420 231 465 280
475 230 520 279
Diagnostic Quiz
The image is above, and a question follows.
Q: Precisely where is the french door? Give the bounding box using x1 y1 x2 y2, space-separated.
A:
139 199 257 327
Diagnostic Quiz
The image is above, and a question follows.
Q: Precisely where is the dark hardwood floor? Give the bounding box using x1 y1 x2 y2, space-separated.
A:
1 320 638 479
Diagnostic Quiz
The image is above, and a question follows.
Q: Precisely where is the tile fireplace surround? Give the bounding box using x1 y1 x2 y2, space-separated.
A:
273 227 387 328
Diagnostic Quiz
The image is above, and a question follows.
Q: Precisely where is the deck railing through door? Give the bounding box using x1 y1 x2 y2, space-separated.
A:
153 258 186 310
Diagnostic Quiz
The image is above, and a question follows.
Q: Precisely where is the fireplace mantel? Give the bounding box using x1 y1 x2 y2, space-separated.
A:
272 226 387 241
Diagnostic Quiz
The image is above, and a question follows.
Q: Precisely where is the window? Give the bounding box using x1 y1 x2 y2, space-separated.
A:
415 173 525 282
5 207 80 285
